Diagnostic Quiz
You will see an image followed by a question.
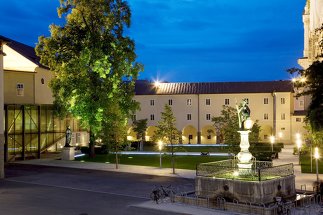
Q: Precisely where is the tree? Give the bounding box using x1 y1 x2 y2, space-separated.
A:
35 0 143 157
288 62 323 132
132 119 148 151
212 106 239 145
153 104 179 174
102 102 129 169
212 105 261 148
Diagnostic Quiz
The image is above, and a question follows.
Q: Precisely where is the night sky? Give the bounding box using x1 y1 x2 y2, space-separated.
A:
1 0 306 82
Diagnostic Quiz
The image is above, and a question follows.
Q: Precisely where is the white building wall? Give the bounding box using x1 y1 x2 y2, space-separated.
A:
133 91 298 144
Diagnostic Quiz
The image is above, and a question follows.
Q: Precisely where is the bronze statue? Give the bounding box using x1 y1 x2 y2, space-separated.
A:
236 98 251 130
65 126 72 147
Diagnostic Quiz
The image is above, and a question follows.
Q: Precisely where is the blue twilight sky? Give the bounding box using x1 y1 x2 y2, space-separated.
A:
0 0 306 82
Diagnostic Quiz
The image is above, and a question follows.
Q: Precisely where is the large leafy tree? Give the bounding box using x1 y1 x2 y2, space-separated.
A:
36 0 142 155
153 104 179 174
288 62 323 131
132 119 148 151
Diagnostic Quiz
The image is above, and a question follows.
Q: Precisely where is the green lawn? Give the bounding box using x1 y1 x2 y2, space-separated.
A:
75 154 230 170
300 154 323 174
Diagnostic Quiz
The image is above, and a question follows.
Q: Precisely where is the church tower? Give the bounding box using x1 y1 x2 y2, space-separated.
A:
298 0 323 69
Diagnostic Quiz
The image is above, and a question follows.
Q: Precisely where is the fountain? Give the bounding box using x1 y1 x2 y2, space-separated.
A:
191 99 296 212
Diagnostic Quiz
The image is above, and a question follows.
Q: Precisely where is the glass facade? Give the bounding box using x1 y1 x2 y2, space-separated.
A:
4 104 83 161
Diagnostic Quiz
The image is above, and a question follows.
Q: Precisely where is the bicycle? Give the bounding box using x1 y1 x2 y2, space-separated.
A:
150 185 176 204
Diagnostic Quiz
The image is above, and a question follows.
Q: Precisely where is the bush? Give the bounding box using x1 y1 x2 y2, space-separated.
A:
80 146 89 154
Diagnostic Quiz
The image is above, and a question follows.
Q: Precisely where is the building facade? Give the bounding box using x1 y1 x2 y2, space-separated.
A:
129 81 308 145
298 0 323 69
1 35 88 161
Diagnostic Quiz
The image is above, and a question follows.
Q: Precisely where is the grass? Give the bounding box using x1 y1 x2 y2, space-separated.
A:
300 153 323 174
75 154 230 170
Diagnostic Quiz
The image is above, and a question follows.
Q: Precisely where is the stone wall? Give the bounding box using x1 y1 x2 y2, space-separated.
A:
195 175 296 204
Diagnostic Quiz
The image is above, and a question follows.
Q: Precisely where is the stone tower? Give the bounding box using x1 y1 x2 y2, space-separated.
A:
298 0 323 69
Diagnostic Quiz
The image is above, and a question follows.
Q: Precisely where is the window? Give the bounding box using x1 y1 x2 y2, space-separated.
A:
16 83 24 96
150 100 155 106
264 113 268 120
224 99 230 105
281 98 285 104
187 99 192 106
150 114 155 121
264 98 268 104
206 114 211 120
187 114 192 120
264 135 268 140
168 99 173 106
299 100 304 107
296 117 301 122
281 127 286 130
281 113 285 120
41 78 45 85
131 115 136 121
206 99 211 105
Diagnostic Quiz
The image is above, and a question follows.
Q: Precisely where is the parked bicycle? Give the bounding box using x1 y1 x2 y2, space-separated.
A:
150 185 175 204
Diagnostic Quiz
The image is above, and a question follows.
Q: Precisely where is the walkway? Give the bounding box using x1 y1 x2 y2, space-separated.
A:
273 144 322 191
12 145 323 215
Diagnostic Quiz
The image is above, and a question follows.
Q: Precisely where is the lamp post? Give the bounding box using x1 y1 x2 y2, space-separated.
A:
158 141 163 168
314 147 320 187
296 138 302 165
270 135 275 152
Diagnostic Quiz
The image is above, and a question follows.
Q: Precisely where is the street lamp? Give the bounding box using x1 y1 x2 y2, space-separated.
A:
296 138 302 165
270 135 275 152
314 147 320 187
158 140 163 168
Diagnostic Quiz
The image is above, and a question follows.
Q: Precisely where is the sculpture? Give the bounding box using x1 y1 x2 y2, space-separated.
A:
236 98 250 130
65 126 72 147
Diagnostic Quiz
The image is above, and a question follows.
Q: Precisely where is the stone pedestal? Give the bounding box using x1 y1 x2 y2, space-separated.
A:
237 130 253 175
61 147 75 160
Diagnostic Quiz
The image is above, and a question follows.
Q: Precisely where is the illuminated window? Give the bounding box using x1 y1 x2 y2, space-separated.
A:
16 83 24 96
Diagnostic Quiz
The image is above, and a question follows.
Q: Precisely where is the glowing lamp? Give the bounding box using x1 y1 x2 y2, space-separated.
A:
270 136 275 144
233 171 239 177
314 147 320 159
244 118 253 130
296 139 302 149
278 132 283 138
158 140 163 151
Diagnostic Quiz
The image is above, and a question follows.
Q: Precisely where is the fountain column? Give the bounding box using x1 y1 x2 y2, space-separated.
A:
237 130 253 175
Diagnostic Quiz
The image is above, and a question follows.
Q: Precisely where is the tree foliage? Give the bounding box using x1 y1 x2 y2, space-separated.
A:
132 118 148 151
35 0 143 147
153 105 179 144
153 104 179 174
212 105 261 144
288 62 323 131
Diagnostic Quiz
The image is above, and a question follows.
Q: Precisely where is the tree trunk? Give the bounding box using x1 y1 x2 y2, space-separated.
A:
89 130 95 158
171 142 175 174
